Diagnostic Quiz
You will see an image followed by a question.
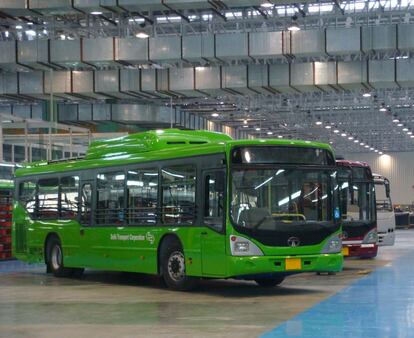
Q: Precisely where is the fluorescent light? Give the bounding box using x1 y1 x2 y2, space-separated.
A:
411 135 414 138
5 31 9 37
360 142 365 146
341 133 347 137
211 113 219 117
316 121 322 125
15 25 23 29
90 11 103 15
379 107 387 112
243 119 248 124
325 125 331 129
393 118 400 123
255 127 261 131
278 135 283 138
348 136 354 140
288 22 300 31
260 2 274 8
374 150 379 152
354 139 359 143
136 32 149 39
379 152 383 155
42 29 48 34
370 147 374 150
363 93 371 97
243 125 248 128
25 29 36 36
364 145 369 148
60 34 66 40
333 129 339 133
403 128 409 131
267 131 273 135
398 123 403 127
407 131 412 135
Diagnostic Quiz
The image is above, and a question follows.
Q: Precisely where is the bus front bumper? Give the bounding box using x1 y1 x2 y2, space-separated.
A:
342 243 378 258
227 253 343 278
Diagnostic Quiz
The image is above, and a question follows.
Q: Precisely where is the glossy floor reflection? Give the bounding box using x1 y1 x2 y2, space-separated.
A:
262 230 414 338
0 230 412 338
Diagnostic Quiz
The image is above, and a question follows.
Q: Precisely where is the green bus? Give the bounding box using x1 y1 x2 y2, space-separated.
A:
13 129 343 290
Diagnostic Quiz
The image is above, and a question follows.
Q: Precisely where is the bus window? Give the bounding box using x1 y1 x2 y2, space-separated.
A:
96 172 125 225
162 165 196 225
38 178 59 219
80 183 92 225
127 168 158 225
204 171 225 232
19 181 37 217
60 176 79 219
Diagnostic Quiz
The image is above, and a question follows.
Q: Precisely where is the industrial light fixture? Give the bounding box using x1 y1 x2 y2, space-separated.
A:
25 29 36 37
243 125 249 128
211 113 219 117
370 147 374 150
411 135 414 138
243 119 248 124
315 121 322 125
364 145 369 148
397 123 403 127
341 133 347 137
255 127 261 131
288 15 300 31
408 131 413 135
374 149 379 152
260 2 274 8
90 11 103 15
325 125 331 129
5 31 9 37
348 136 354 140
379 151 383 155
360 142 365 146
278 135 283 138
379 107 387 112
354 139 359 143
333 129 339 133
267 131 273 135
136 32 149 39
362 92 371 97
15 25 23 29
392 118 400 123
403 127 409 131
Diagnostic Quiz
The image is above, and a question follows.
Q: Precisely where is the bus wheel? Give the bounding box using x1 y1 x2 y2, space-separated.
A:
47 237 73 278
254 276 285 287
160 238 197 291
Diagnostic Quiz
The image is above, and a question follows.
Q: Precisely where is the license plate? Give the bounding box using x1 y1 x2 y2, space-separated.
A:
342 247 349 256
285 258 301 270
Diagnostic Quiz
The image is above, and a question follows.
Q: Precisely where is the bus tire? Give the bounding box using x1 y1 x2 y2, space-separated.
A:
46 237 73 278
254 276 285 287
160 237 197 291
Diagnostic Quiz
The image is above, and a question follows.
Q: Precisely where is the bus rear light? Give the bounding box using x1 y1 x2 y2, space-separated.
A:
229 235 264 256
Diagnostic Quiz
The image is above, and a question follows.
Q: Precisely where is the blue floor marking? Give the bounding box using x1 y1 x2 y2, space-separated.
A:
0 260 44 273
261 251 414 338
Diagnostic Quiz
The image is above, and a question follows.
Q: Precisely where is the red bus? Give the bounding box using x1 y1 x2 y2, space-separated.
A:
336 160 377 258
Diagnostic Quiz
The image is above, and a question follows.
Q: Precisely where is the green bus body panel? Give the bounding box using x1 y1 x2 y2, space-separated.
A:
12 130 342 279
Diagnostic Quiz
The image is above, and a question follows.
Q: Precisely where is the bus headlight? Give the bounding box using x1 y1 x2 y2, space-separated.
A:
230 235 264 256
363 229 378 244
321 234 342 254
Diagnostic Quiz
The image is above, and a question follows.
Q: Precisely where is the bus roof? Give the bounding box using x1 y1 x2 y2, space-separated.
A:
15 129 334 178
336 159 370 168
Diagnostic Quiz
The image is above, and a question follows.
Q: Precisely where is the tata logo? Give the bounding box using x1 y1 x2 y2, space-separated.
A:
287 237 300 247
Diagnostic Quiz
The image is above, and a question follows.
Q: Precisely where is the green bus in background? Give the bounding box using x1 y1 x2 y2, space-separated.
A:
12 129 343 290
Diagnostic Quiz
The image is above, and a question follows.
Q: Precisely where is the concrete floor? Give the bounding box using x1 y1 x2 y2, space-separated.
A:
0 230 412 338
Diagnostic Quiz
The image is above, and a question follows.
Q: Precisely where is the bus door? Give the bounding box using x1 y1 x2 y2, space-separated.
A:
78 180 95 266
200 169 227 276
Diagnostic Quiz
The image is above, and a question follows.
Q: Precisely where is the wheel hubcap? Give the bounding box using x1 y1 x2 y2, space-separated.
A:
51 245 62 270
167 251 185 282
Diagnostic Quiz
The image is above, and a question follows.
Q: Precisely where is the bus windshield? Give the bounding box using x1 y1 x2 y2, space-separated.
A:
338 168 376 222
231 167 339 246
375 180 393 212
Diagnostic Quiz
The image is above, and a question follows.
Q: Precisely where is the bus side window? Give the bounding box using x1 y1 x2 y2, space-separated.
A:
38 178 59 219
126 168 158 225
204 171 225 232
60 176 79 219
161 165 196 225
80 183 92 226
19 181 37 217
96 172 125 225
